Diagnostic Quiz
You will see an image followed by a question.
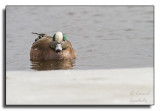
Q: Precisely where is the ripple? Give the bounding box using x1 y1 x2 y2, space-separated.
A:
82 11 88 14
87 49 93 52
67 12 75 16
93 14 102 17
125 29 134 31
141 37 153 40
146 20 153 23
102 38 121 40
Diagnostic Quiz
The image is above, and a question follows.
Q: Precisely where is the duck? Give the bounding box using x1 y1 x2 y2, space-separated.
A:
30 31 76 61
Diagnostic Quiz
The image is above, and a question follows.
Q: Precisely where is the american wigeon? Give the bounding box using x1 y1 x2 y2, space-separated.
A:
30 32 76 61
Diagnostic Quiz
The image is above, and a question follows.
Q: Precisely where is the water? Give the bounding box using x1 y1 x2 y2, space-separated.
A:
6 6 153 71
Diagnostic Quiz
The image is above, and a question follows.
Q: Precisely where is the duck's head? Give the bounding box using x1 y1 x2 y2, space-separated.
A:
51 32 68 52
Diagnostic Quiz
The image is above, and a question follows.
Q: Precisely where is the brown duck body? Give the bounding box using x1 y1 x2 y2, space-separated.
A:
30 37 76 61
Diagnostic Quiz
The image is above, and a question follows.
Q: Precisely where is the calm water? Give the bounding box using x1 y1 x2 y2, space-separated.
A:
6 6 153 71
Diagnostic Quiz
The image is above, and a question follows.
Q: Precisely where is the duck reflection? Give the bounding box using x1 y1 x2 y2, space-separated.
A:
30 59 75 71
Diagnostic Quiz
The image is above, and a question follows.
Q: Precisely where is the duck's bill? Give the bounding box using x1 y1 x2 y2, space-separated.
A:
55 44 62 52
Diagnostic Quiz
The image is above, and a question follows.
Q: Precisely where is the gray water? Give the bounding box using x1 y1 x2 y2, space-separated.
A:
6 6 153 71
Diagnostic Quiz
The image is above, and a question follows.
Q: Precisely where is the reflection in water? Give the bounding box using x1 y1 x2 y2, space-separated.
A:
30 59 76 71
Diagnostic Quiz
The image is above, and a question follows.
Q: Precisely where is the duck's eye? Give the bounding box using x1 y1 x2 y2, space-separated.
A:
63 34 66 41
53 34 55 41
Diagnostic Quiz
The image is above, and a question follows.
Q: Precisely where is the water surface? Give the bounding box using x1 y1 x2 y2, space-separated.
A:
6 6 153 70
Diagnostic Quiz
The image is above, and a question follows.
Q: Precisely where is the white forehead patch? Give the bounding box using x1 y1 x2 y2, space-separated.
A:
55 32 63 43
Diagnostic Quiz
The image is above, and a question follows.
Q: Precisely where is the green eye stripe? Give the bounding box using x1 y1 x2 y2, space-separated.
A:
63 34 66 41
53 34 55 41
